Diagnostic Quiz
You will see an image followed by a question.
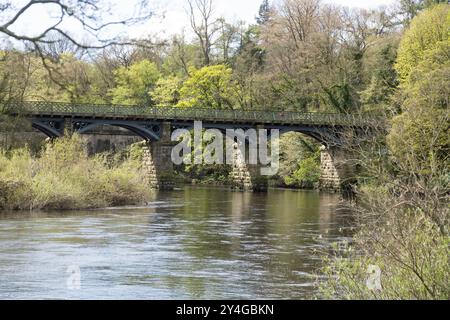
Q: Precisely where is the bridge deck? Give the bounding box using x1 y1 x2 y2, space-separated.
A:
8 101 375 127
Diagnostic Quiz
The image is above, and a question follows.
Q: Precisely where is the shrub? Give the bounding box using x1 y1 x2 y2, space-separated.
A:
0 134 151 210
319 199 450 300
284 155 321 188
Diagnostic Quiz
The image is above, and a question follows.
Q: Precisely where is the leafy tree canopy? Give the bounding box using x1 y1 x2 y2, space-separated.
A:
109 59 160 106
395 4 450 84
151 76 183 107
177 65 239 109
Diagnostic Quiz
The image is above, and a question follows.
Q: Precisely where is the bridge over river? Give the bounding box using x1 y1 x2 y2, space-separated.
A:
5 101 381 192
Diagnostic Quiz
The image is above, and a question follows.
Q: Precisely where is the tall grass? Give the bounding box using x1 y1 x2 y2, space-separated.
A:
0 134 151 210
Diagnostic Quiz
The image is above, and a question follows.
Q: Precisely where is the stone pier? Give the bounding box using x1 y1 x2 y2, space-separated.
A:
141 122 176 190
230 141 268 192
319 145 356 193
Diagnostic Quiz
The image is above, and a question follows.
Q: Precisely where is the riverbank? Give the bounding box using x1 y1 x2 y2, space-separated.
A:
0 135 150 211
182 175 319 191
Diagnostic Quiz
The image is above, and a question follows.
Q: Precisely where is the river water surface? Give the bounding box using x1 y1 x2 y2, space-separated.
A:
0 186 352 299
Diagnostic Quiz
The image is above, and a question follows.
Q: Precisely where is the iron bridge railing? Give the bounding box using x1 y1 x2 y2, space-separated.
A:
8 101 377 126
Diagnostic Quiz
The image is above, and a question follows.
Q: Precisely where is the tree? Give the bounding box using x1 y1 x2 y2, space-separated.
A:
0 50 34 104
216 18 241 63
388 46 450 169
256 0 395 112
388 4 450 172
90 43 159 103
162 34 202 76
233 25 266 109
320 6 449 300
360 39 400 110
36 53 109 103
109 59 160 106
278 0 320 46
321 81 360 113
285 156 321 188
256 0 271 25
0 0 152 52
278 132 320 188
177 65 239 109
397 0 449 25
39 33 83 61
395 3 450 83
0 0 154 106
151 76 183 107
187 0 220 66
398 0 426 24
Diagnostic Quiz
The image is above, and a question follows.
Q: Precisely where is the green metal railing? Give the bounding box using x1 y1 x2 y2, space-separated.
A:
8 101 377 126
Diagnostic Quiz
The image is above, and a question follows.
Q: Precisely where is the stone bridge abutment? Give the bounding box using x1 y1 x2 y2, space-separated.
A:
319 145 356 193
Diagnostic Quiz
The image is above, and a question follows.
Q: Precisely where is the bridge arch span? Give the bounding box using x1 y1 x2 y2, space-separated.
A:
276 126 344 148
31 118 164 141
32 122 62 139
31 118 65 139
73 120 162 141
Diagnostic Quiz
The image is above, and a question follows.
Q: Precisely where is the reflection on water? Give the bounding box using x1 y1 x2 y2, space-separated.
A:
0 186 352 299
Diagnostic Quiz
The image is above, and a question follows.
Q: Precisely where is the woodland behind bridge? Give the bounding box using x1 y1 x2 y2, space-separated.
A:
0 0 449 299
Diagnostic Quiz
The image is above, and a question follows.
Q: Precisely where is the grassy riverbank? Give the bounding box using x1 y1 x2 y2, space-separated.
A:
0 134 150 211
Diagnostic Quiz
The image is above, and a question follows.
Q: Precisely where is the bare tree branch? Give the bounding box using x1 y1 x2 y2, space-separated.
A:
0 0 153 51
187 0 220 65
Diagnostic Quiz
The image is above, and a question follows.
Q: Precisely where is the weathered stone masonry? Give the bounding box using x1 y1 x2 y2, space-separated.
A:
319 145 355 192
141 122 176 190
230 141 269 192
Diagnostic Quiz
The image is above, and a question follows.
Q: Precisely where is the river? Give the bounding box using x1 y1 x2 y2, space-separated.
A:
0 186 352 299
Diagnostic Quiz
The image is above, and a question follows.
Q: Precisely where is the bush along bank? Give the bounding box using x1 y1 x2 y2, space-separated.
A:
0 134 151 211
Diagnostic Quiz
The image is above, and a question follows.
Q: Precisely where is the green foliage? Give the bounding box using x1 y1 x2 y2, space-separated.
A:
182 164 231 185
398 0 449 24
109 59 160 105
293 156 321 184
388 100 449 171
395 4 450 84
321 81 360 113
173 129 231 184
284 154 321 188
320 149 450 297
161 40 203 77
320 199 450 300
361 41 400 110
408 41 450 101
51 54 108 103
128 141 146 162
0 135 150 210
320 5 450 300
151 75 183 107
279 133 320 188
0 50 31 103
177 65 239 109
388 6 450 173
